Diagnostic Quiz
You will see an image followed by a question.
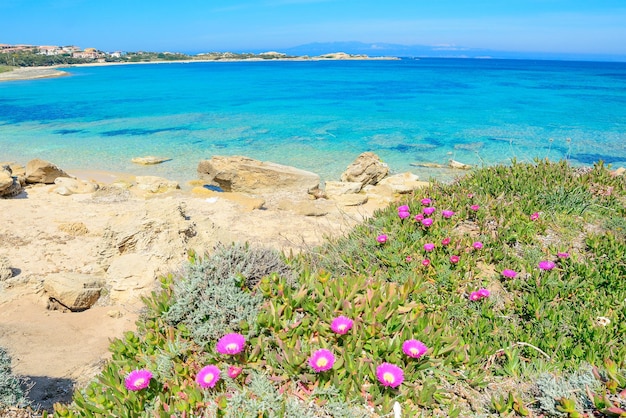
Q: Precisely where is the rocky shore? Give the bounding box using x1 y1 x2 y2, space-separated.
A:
0 153 427 412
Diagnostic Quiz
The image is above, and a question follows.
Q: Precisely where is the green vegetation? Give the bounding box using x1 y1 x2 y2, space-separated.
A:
0 51 90 67
0 347 29 410
0 65 15 74
52 160 625 417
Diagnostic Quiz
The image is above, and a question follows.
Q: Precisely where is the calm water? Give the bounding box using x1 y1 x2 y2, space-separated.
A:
1 59 625 184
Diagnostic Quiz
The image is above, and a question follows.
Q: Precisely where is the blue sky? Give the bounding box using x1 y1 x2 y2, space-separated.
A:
2 0 626 57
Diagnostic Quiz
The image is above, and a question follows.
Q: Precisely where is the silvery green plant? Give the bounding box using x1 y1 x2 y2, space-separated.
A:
0 347 29 409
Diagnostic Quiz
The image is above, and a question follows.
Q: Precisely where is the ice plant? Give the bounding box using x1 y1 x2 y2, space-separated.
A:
422 259 430 267
398 211 410 219
470 204 480 211
477 288 490 298
423 243 435 252
330 316 353 335
421 198 432 205
402 339 428 359
421 218 433 227
557 252 570 259
125 369 153 391
216 333 246 355
196 365 221 388
450 255 460 264
414 214 424 221
376 363 404 388
376 234 388 244
469 291 481 301
441 237 451 246
442 210 455 218
397 205 409 212
227 366 243 379
538 260 556 271
309 349 335 372
502 269 517 278
530 212 540 221
405 256 413 263
423 206 436 215
472 241 483 250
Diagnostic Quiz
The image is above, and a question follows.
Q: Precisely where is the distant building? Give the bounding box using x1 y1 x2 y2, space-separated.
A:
38 46 62 56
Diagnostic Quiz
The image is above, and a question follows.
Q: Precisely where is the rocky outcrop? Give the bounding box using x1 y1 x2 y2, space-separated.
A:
197 156 320 194
0 256 12 281
448 159 472 170
43 273 103 311
340 152 389 187
53 177 99 195
134 176 180 194
25 159 70 184
0 165 23 198
324 181 363 197
131 156 171 165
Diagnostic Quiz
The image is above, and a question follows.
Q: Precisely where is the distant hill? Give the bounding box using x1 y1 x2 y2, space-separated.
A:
280 41 626 62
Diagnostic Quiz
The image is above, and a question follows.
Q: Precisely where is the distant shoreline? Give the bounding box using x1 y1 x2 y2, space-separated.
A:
0 55 400 82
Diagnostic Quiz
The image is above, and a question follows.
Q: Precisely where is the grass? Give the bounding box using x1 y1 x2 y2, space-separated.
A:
43 159 626 417
0 65 16 74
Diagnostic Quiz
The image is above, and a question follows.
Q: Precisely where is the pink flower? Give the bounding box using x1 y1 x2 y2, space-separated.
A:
377 234 388 244
125 369 153 391
309 349 335 372
470 204 480 211
405 256 413 262
530 212 540 221
539 260 556 271
469 291 481 301
450 255 460 264
441 237 451 246
376 363 404 388
442 210 455 219
397 205 410 212
216 333 246 355
421 218 433 227
557 252 570 259
423 206 436 215
196 365 220 388
422 259 430 267
398 211 410 219
472 241 483 250
423 243 435 252
477 288 490 298
502 269 517 278
227 366 243 379
330 316 353 335
421 198 432 205
414 214 424 222
402 340 428 359
467 193 474 198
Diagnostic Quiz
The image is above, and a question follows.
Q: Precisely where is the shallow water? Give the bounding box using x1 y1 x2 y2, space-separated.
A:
1 59 625 184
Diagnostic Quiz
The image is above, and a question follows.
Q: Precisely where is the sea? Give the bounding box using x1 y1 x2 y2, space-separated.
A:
1 58 625 185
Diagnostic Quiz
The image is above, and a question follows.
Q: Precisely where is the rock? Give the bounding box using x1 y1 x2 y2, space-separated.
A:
106 253 157 303
611 167 625 177
377 172 429 194
134 176 179 194
0 166 23 198
362 184 396 204
53 177 99 195
25 158 70 184
340 152 389 186
197 156 320 194
332 194 368 206
411 162 445 168
131 156 171 165
191 187 265 211
43 273 103 311
448 159 472 170
324 181 363 197
0 256 13 281
277 199 331 216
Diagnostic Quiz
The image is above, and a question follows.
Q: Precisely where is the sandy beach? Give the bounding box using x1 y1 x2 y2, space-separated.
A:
0 67 69 82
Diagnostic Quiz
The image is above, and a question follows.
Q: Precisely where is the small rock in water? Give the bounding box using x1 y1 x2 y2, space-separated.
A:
131 156 171 165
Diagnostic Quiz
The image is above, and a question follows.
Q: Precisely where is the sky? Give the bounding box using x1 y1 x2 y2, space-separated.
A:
2 0 626 58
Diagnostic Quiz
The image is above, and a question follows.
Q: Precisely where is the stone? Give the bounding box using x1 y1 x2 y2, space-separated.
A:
131 156 171 165
340 152 389 186
43 273 103 311
448 159 472 170
105 253 157 303
611 167 625 177
191 187 265 210
324 181 363 197
0 166 23 198
362 184 396 204
134 176 180 194
332 193 368 206
0 256 13 281
53 177 99 195
377 172 429 194
25 158 70 184
197 156 320 194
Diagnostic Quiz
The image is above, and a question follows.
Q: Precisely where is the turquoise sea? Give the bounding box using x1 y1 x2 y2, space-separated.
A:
1 59 625 184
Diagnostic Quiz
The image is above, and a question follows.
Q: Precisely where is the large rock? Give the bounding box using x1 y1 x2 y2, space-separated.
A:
53 177 99 195
0 165 23 198
43 273 103 311
134 176 180 194
25 158 70 184
340 152 389 186
197 156 320 194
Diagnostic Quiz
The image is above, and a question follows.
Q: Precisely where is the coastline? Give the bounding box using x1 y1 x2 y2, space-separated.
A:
0 66 69 82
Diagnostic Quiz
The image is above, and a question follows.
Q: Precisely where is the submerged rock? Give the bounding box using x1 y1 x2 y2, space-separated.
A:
131 156 171 165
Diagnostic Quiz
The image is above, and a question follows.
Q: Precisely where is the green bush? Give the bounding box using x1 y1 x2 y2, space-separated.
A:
0 347 29 409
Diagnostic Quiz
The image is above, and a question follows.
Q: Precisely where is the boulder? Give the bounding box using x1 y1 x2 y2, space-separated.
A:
377 172 429 194
25 158 70 184
134 176 179 194
0 166 23 198
131 156 171 165
0 256 12 281
53 177 99 195
197 156 320 194
43 273 103 311
340 152 389 186
448 159 472 170
324 181 363 197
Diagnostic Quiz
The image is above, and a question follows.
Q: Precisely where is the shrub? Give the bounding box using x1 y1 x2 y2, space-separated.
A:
0 347 29 409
